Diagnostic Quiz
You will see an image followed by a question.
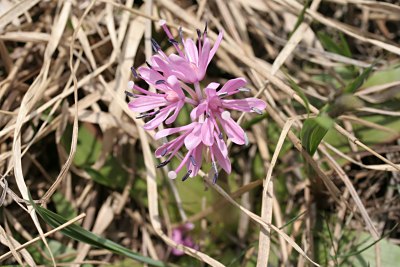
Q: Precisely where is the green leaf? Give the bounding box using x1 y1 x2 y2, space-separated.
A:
286 74 310 115
344 63 375 94
30 197 165 267
289 0 311 38
301 115 334 155
52 192 77 220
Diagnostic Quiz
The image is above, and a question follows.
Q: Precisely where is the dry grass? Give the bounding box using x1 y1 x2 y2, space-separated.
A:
0 0 399 266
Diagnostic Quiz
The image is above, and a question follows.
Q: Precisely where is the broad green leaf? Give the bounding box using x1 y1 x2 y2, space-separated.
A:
30 198 165 267
301 115 334 155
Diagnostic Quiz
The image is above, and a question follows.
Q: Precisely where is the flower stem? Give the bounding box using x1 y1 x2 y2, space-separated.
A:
194 82 203 100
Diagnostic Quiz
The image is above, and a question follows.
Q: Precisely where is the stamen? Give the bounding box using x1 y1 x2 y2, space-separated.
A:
182 170 192 181
221 111 231 120
125 90 137 98
161 148 168 157
155 80 166 85
212 173 218 184
178 27 184 43
238 87 251 92
218 132 223 139
168 171 177 179
127 81 134 89
196 29 201 39
130 67 139 78
212 161 218 184
157 160 170 168
217 92 228 97
145 61 153 69
204 22 208 35
151 38 161 52
189 155 197 166
244 132 249 146
136 110 160 119
168 38 179 45
251 107 263 114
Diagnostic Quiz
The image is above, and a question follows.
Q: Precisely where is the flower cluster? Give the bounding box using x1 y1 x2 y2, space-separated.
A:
127 20 266 183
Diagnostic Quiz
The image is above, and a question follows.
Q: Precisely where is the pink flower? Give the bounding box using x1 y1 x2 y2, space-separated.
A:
128 75 195 130
155 121 231 183
148 20 223 84
190 78 267 145
171 223 198 256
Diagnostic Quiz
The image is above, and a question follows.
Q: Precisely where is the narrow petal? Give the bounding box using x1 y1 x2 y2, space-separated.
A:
155 123 195 139
169 54 197 83
184 124 202 150
138 67 168 92
143 107 174 130
128 96 168 112
211 143 231 174
201 118 214 146
165 101 184 124
207 31 223 66
218 77 247 95
184 38 199 65
190 102 207 120
189 144 203 177
222 98 266 112
197 38 211 80
218 115 246 145
214 132 228 157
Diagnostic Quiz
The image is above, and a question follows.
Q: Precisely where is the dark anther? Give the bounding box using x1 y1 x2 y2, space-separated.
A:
161 149 168 157
145 61 153 69
182 170 192 181
155 80 166 85
125 91 137 98
189 155 197 166
156 160 170 168
204 22 208 35
218 132 223 139
196 29 201 38
168 38 179 45
178 27 184 43
136 110 159 119
251 107 263 115
212 173 218 184
217 92 228 97
151 38 161 52
131 66 139 78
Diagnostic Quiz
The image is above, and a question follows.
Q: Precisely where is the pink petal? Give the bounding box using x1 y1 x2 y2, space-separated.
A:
214 132 228 157
204 82 220 98
184 38 199 65
184 124 202 150
222 98 266 112
218 115 246 145
143 107 174 130
155 123 195 139
218 77 247 94
128 96 168 112
201 118 214 146
190 102 207 120
189 144 203 177
165 101 184 124
211 143 231 174
196 38 210 80
207 31 223 66
168 54 197 83
138 67 168 92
